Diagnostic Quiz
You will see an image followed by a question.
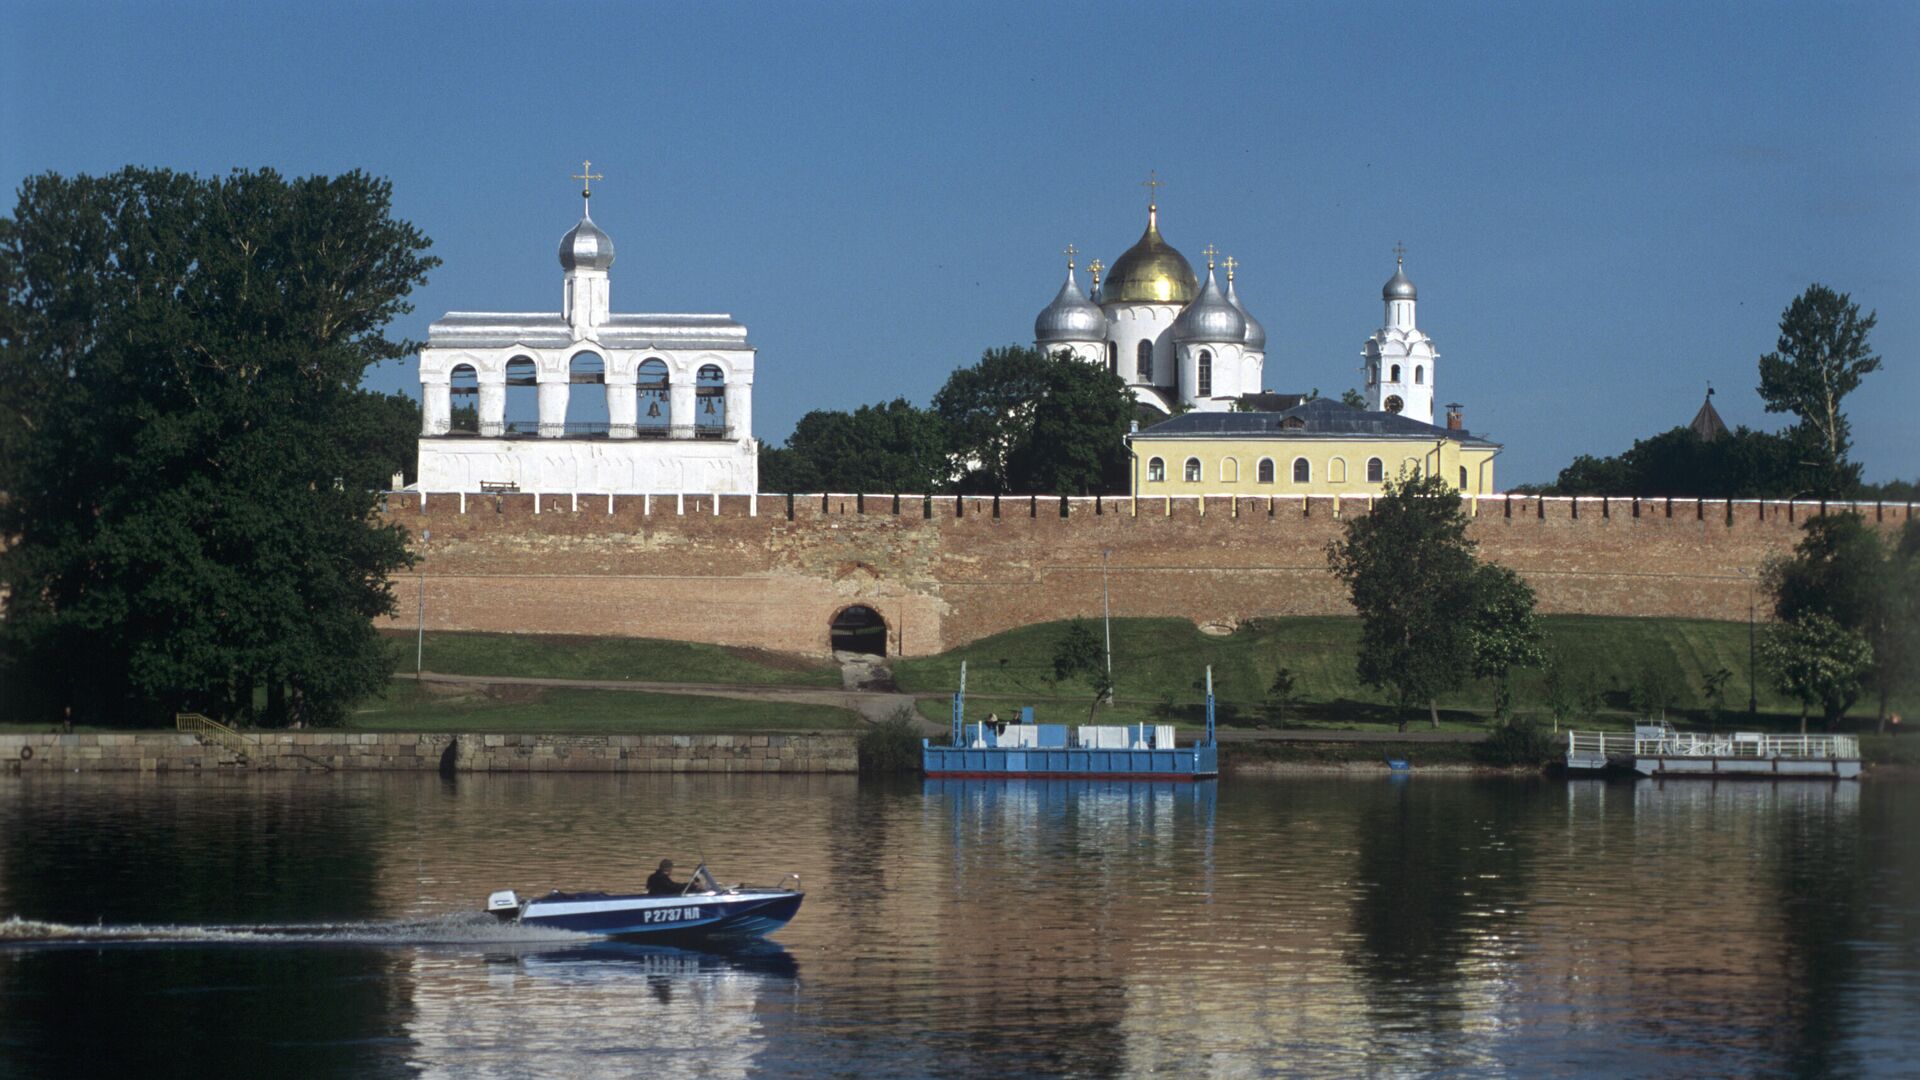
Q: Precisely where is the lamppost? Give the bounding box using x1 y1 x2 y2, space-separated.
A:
1739 566 1757 718
1101 547 1114 705
417 529 431 674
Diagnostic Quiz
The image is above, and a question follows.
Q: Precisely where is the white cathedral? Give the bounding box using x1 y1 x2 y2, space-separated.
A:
416 175 759 494
1033 199 1440 424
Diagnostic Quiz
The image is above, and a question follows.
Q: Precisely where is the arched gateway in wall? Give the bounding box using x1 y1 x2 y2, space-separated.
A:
829 605 888 656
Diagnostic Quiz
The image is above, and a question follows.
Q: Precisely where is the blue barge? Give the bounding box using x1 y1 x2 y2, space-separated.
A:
921 664 1219 780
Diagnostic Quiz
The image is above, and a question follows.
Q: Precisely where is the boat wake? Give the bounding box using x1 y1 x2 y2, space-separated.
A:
0 912 593 948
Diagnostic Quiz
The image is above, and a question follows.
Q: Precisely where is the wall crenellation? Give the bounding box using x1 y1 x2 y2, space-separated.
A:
378 492 1913 657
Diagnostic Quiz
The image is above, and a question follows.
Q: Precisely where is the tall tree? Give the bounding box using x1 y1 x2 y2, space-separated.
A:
1326 471 1481 729
1761 613 1873 732
932 345 1051 493
1005 357 1135 495
1050 619 1113 721
1765 512 1919 730
934 345 1133 494
1757 284 1880 495
1464 564 1546 721
0 167 436 727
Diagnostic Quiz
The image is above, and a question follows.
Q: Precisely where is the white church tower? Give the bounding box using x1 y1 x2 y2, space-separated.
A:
1363 247 1437 424
416 163 760 494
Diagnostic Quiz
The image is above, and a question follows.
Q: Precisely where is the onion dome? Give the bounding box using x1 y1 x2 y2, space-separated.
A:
1383 255 1416 301
1035 263 1108 343
559 211 615 271
1224 267 1266 352
1172 263 1246 343
1103 205 1198 304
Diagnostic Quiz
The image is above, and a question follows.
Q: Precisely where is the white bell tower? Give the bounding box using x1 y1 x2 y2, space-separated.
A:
1363 245 1437 424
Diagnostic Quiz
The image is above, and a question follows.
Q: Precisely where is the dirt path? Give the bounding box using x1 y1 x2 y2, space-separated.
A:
403 671 933 730
397 672 1486 742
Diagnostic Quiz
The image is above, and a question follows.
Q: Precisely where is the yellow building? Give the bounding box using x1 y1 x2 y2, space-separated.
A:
1125 397 1501 496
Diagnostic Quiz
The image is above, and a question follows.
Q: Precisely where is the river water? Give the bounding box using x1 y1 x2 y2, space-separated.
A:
0 772 1913 1078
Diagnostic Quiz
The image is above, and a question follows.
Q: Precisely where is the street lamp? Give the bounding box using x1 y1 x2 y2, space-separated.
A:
417 529 431 674
1101 548 1114 705
1738 566 1757 719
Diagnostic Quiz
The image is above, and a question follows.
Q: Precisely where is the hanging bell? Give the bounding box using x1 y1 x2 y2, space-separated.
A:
646 400 661 418
703 397 717 415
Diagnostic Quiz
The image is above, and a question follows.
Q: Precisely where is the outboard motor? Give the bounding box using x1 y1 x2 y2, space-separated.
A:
487 890 521 922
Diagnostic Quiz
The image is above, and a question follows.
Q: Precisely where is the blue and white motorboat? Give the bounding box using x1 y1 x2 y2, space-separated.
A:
486 865 803 940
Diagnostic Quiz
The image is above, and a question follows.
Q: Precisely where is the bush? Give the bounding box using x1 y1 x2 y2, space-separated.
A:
858 706 923 774
1475 717 1557 768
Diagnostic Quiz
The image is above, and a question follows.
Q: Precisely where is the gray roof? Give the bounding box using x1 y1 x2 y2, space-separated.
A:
1134 396 1496 446
1383 261 1417 301
427 311 751 352
1034 265 1108 342
559 213 615 271
1225 275 1266 351
1172 265 1247 343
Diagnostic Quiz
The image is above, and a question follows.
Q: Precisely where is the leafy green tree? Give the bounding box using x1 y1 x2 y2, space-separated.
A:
1702 667 1733 730
1631 662 1685 722
1326 471 1480 730
1266 666 1298 724
758 398 950 493
1005 358 1134 495
1544 424 1811 498
1767 513 1920 730
1542 651 1604 733
1762 612 1873 732
1464 564 1546 721
360 390 425 487
1757 284 1880 495
933 345 1051 493
1340 388 1368 410
1050 619 1112 721
0 167 435 727
935 346 1133 494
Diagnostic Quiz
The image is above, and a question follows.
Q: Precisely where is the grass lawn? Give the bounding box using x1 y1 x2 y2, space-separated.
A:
349 680 860 734
893 615 1918 734
384 630 839 687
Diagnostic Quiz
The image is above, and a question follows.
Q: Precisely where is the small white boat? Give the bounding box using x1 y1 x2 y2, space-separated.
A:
487 864 803 940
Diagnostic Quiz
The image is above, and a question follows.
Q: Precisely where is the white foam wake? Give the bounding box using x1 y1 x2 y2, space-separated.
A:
0 913 593 947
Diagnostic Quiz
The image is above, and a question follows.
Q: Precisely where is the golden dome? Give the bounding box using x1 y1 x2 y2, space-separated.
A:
1102 206 1198 304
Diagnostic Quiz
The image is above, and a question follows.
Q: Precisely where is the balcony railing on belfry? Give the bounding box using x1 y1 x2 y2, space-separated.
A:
469 422 734 440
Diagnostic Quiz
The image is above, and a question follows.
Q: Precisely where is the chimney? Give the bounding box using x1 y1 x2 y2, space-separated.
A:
1445 403 1463 431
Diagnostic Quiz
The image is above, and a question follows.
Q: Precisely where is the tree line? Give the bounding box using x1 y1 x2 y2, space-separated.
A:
1313 472 1919 738
758 345 1140 496
1523 284 1911 500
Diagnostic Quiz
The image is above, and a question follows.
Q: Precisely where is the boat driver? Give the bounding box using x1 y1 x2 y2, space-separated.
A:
646 859 681 896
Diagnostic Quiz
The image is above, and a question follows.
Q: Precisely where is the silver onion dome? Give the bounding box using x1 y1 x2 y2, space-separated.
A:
1172 265 1246 343
559 212 615 271
1383 259 1416 301
1035 265 1108 342
1225 274 1266 352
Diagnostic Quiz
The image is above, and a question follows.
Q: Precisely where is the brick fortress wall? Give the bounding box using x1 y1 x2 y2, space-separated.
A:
378 492 1916 658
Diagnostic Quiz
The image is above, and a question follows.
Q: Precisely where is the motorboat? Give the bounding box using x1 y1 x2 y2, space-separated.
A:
486 864 803 940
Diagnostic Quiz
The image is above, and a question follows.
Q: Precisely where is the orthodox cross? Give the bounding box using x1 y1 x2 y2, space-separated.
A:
1063 242 1078 269
572 160 605 208
1223 255 1238 281
1087 258 1104 287
1393 240 1406 267
1140 170 1163 206
1201 242 1219 269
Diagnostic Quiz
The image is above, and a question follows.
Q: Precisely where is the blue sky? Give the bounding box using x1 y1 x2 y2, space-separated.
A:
4 1 1916 486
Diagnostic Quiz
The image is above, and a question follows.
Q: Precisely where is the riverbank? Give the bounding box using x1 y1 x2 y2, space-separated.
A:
5 729 1909 777
0 731 857 774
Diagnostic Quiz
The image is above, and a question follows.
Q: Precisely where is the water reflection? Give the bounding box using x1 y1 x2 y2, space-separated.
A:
0 772 1913 1076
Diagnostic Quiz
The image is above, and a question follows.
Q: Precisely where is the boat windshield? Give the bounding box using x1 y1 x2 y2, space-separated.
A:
689 864 721 894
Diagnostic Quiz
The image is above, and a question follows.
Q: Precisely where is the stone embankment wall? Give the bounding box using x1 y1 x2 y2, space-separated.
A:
0 732 858 774
378 491 1916 658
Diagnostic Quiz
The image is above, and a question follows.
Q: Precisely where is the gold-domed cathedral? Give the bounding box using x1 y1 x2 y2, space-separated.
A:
1034 175 1265 416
